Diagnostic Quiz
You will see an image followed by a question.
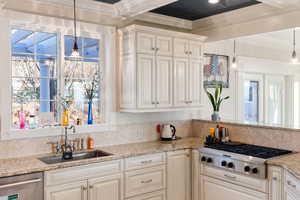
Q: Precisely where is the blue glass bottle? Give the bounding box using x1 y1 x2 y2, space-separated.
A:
87 102 93 125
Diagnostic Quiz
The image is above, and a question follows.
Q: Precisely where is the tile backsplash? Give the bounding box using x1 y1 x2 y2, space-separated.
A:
193 120 300 152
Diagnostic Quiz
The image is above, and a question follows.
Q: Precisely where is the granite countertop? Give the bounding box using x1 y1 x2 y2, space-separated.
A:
267 153 300 180
0 137 203 178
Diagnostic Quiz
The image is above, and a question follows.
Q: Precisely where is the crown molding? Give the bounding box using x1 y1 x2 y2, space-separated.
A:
114 0 177 17
135 12 193 30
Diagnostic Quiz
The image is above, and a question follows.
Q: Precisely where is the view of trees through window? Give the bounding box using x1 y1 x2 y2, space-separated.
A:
11 29 103 130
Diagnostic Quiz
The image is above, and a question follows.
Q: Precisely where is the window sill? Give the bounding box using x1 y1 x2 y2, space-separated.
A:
1 123 116 140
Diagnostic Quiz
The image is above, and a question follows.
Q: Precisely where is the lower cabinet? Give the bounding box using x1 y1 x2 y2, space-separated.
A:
46 174 123 200
268 166 283 200
200 175 268 200
45 181 88 200
167 150 191 200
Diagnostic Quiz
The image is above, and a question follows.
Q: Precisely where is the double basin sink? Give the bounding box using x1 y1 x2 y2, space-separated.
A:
39 150 113 165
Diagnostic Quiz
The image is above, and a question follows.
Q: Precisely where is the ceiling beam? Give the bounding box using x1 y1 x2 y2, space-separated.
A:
257 0 300 8
114 0 178 18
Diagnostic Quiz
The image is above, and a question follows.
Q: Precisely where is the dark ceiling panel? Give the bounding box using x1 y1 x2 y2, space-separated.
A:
151 0 260 20
94 0 120 4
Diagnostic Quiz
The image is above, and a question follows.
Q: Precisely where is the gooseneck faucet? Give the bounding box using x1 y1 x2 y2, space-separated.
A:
62 125 76 160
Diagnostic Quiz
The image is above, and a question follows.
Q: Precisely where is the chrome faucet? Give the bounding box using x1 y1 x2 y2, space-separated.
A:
62 125 76 160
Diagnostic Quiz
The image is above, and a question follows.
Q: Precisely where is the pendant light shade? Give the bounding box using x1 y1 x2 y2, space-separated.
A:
70 0 82 60
232 40 237 68
208 0 220 4
291 28 298 64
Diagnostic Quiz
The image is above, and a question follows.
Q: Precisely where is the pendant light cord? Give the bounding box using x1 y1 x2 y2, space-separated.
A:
233 40 236 56
73 0 77 41
294 28 296 51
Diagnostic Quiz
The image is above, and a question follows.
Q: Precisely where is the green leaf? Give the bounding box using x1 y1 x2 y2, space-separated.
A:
206 91 217 111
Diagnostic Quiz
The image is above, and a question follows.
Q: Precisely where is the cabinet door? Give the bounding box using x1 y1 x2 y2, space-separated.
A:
174 38 189 58
167 150 191 200
268 166 283 200
137 54 156 109
137 32 156 55
174 58 189 107
285 189 300 200
200 176 268 200
157 36 173 57
46 181 87 200
189 41 202 59
89 174 123 200
156 56 173 108
188 59 202 107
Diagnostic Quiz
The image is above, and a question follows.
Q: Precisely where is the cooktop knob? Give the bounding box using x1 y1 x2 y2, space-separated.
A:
244 166 251 172
221 161 227 167
252 168 259 174
227 162 234 168
201 156 206 162
207 158 213 163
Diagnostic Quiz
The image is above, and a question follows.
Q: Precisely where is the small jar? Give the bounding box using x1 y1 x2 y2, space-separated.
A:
29 115 36 129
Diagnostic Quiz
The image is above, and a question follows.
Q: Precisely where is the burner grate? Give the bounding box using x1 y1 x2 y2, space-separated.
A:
206 143 292 159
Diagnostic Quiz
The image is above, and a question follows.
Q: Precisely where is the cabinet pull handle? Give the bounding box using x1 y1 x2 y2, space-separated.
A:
81 186 87 199
272 177 278 181
141 179 153 184
151 47 156 51
156 101 159 104
141 160 152 164
89 185 94 189
287 180 297 188
152 101 156 104
224 174 237 180
156 48 159 51
189 51 192 55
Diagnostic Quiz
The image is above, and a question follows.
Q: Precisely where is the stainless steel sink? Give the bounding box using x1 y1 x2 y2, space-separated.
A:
38 150 113 164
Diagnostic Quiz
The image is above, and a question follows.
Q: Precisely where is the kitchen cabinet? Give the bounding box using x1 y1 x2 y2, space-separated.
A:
284 170 300 200
200 175 268 200
173 58 202 107
45 160 124 200
119 25 206 112
127 191 166 200
268 166 283 200
192 150 200 200
88 174 123 200
167 150 191 200
46 181 88 200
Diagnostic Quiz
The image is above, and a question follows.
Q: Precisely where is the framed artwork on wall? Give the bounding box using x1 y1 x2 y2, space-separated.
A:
203 53 229 88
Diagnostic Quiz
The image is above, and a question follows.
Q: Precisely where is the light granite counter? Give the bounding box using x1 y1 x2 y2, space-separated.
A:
0 137 203 178
267 153 300 180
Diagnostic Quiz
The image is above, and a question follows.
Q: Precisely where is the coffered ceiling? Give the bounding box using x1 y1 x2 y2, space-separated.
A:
94 0 260 20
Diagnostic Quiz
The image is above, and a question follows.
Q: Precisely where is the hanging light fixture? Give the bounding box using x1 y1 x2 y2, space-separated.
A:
232 40 237 68
291 28 298 64
208 0 220 4
70 0 81 59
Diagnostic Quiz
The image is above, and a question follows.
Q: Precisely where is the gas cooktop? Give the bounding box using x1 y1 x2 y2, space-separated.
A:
205 143 293 159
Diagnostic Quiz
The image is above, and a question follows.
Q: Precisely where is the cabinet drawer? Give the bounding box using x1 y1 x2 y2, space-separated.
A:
285 171 300 196
125 153 165 171
126 190 165 200
201 165 268 193
125 166 166 198
45 160 123 186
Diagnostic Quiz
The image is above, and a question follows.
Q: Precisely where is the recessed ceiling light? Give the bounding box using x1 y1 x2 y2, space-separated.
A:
208 0 220 4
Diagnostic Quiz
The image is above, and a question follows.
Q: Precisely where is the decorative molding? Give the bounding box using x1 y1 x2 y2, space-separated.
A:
192 3 300 41
135 12 193 30
114 0 177 17
257 0 300 9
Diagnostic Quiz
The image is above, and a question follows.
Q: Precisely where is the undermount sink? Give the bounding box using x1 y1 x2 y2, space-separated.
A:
38 150 113 164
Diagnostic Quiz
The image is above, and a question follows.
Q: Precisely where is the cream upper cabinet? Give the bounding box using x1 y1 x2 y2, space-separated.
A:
88 174 123 200
46 181 88 200
174 58 189 107
156 56 173 108
157 36 173 57
167 150 191 200
119 25 206 112
174 38 189 58
189 59 202 106
137 32 156 55
137 54 156 109
174 39 203 59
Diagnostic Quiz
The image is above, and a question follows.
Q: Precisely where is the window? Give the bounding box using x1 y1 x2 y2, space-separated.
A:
11 29 104 130
244 81 259 123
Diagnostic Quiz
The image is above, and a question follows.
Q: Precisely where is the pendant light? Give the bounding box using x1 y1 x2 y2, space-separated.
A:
232 40 237 68
208 0 220 4
70 0 81 59
291 28 298 64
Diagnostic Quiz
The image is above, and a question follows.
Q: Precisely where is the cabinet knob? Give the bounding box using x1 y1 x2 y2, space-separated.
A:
189 51 192 55
89 185 94 189
152 101 156 104
156 101 159 104
156 48 159 51
151 47 156 51
81 186 87 191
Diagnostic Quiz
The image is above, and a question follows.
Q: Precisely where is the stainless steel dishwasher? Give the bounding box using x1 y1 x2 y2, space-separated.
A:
0 172 43 200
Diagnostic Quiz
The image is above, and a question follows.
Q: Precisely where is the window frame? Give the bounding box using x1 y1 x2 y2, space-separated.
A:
0 12 116 140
